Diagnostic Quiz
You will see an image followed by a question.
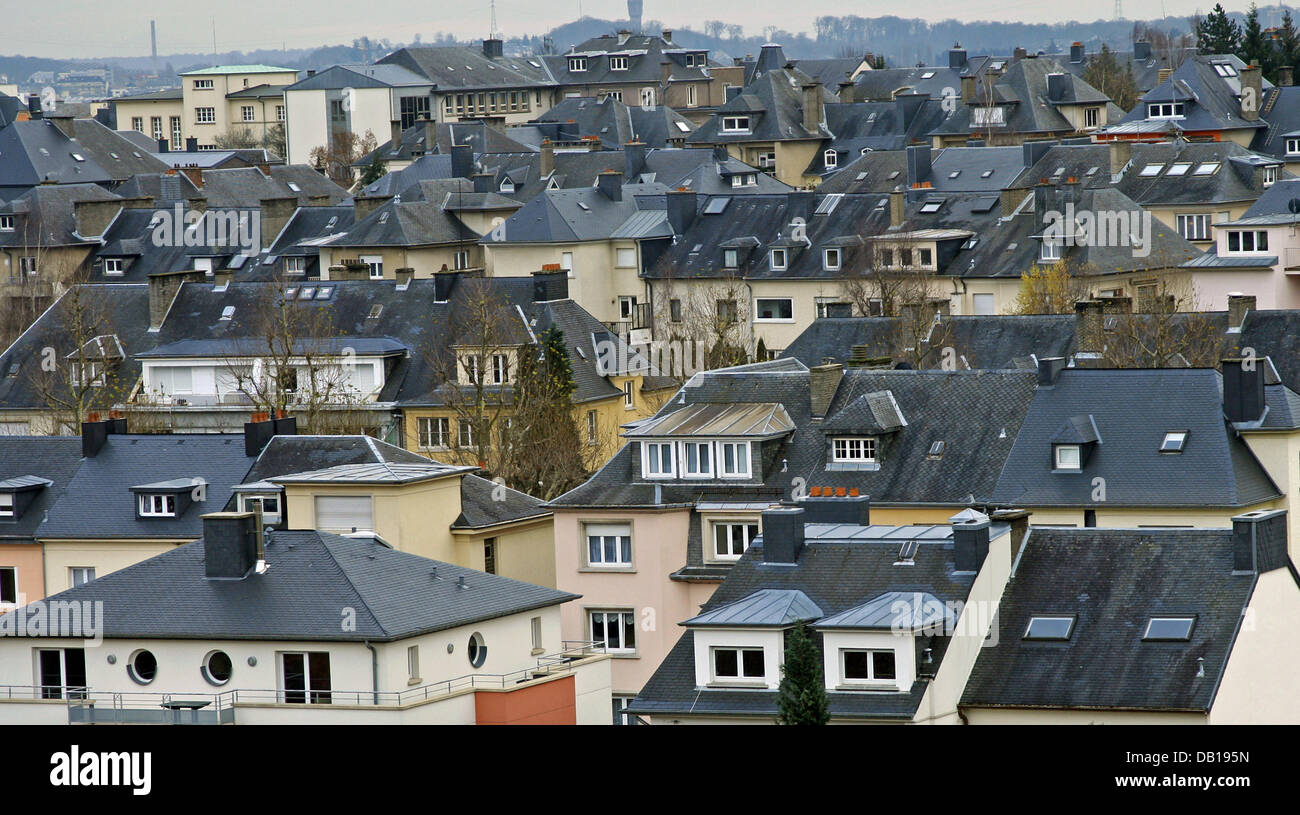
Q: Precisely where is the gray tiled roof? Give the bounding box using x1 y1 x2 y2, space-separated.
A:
18 530 576 641
0 437 84 542
683 588 823 627
961 527 1256 712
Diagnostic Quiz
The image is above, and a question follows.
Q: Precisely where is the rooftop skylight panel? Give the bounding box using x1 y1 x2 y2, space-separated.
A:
1166 162 1191 176
220 305 235 320
1085 166 1099 176
1024 616 1075 640
961 237 979 250
284 287 297 299
981 169 994 178
919 200 942 213
577 201 590 211
1160 430 1187 452
298 286 315 300
856 172 868 181
316 286 333 300
1139 163 1164 176
287 182 301 192
1144 616 1195 640
949 170 961 178
815 194 843 215
703 197 731 215
675 121 691 132
1194 162 1220 176
888 170 900 179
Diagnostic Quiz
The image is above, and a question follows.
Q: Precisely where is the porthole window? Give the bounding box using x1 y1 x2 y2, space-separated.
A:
127 649 158 684
467 632 487 668
201 650 233 685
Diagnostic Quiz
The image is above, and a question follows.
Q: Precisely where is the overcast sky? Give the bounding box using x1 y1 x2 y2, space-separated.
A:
9 0 1252 59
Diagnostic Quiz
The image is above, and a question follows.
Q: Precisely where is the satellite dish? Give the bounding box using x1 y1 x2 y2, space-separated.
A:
1288 198 1300 215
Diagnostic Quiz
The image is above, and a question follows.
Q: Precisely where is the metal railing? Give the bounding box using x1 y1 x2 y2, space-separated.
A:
0 642 607 721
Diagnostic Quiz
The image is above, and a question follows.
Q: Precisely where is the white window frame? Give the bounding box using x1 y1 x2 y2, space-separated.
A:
718 441 751 478
723 248 739 268
239 493 282 523
1225 230 1269 254
138 493 177 517
285 256 307 275
0 215 13 232
1147 102 1184 119
1083 106 1100 129
360 254 383 279
711 520 759 560
585 523 632 568
69 567 95 588
768 248 787 271
1040 239 1062 262
823 247 841 271
0 492 13 518
491 353 509 384
241 105 255 123
711 646 765 682
1054 444 1082 470
1287 138 1300 156
642 441 675 478
609 56 629 71
721 116 750 133
680 440 713 478
840 648 898 685
0 565 16 605
193 78 214 89
832 437 877 463
103 258 125 276
568 56 588 72
1176 213 1210 241
195 107 216 124
590 609 636 652
823 149 837 169
623 380 634 408
754 297 793 322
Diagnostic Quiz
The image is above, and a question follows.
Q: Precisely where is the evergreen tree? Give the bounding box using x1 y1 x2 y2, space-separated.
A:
1240 4 1273 76
776 623 830 725
1197 4 1243 56
506 326 587 499
1279 11 1300 75
359 153 386 187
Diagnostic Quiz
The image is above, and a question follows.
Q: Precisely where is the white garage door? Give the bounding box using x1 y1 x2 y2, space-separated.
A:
314 496 374 532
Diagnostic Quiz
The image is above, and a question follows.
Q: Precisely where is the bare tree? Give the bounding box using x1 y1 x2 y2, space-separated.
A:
651 269 754 379
310 129 378 187
1102 275 1220 369
213 127 262 149
1010 259 1094 315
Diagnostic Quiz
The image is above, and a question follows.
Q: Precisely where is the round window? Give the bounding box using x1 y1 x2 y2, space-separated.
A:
202 650 233 686
467 632 487 668
127 649 157 684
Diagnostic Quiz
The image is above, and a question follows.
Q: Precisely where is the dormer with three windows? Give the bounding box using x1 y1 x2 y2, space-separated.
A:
624 402 794 481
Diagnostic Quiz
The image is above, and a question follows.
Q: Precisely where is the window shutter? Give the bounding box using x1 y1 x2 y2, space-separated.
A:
314 496 374 532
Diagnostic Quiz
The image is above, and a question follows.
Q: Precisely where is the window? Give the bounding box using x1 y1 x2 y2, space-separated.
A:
639 87 657 106
712 647 764 681
1143 616 1195 641
361 254 383 278
713 521 758 559
1166 162 1191 176
622 380 635 408
616 247 636 268
286 256 307 274
1024 616 1076 640
202 650 233 685
195 107 216 124
138 493 177 517
722 116 750 132
972 106 1005 126
1287 138 1300 156
131 116 144 132
0 494 12 518
687 84 698 107
586 523 632 567
755 298 793 321
407 645 420 682
1194 162 1220 176
717 299 738 323
0 566 17 605
1263 165 1278 187
1138 163 1164 177
241 105 255 122
1177 213 1210 241
918 248 933 267
276 105 286 122
281 652 331 704
643 441 675 477
103 258 125 275
618 295 636 320
127 649 158 684
669 299 683 322
823 150 837 169
1054 445 1081 470
1225 230 1268 253
150 116 163 141
1084 106 1100 128
398 95 430 129
769 248 787 271
458 420 475 447
491 353 509 384
1147 102 1184 118
568 56 587 72
38 648 86 699
0 215 12 231
823 247 841 271
1160 431 1187 453
69 567 95 588
613 695 637 725
718 441 751 477
193 78 214 89
591 610 636 652
70 360 106 388
466 632 488 667
841 649 897 683
314 495 373 532
832 437 876 462
560 251 574 278
681 441 713 477
877 247 893 267
240 494 282 523
723 248 739 268
1040 239 1062 262
19 256 38 279
609 55 629 71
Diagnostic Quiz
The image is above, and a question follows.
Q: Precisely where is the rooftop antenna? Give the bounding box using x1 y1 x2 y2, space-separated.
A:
211 18 217 65
490 0 498 40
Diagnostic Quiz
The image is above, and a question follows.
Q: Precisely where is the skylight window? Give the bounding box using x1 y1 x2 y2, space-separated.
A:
298 287 315 300
1139 163 1164 177
1160 430 1187 453
1213 62 1237 77
1143 616 1195 641
287 182 301 192
1085 166 1099 176
1194 162 1220 176
1166 162 1191 176
919 200 942 213
980 169 994 178
949 170 961 179
1024 616 1075 640
315 286 333 300
220 305 235 320
888 170 900 180
921 71 935 79
927 440 945 459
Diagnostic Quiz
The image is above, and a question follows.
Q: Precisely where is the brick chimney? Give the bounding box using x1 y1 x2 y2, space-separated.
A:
1241 63 1262 122
390 119 403 152
961 74 976 104
354 194 393 222
179 165 203 188
1108 139 1131 177
838 79 855 104
259 196 298 250
73 199 123 239
540 140 555 176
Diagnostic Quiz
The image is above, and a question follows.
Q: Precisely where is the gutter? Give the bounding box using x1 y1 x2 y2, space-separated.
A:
364 640 379 705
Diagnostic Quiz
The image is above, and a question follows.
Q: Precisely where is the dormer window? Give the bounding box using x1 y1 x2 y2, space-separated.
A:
1053 444 1081 470
1263 166 1277 187
718 441 751 478
723 248 739 268
832 437 876 463
138 494 177 517
609 56 628 71
823 150 837 169
721 116 750 133
841 649 897 684
0 492 13 517
568 56 587 72
1287 138 1300 156
0 215 13 232
972 106 1005 127
769 248 787 271
1225 230 1268 253
711 647 765 683
1040 238 1062 263
681 441 713 478
643 441 675 478
239 493 283 524
1147 102 1184 119
823 248 841 271
1160 431 1187 453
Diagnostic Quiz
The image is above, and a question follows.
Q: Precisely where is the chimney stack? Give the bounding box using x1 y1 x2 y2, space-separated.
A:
532 268 569 301
838 79 855 104
482 38 504 59
801 82 824 134
81 419 111 458
1231 509 1288 573
1108 139 1131 177
1046 72 1066 102
949 44 967 69
243 416 296 457
1069 42 1084 64
1133 41 1152 61
353 194 393 223
666 188 697 234
472 172 495 193
1277 65 1294 87
1037 356 1067 386
1228 292 1256 330
961 74 976 104
434 269 462 302
201 512 264 580
259 196 298 250
157 137 169 152
450 143 473 180
953 518 991 572
1222 357 1265 423
540 140 555 176
1241 63 1262 122
596 170 622 201
1074 300 1104 359
74 199 123 240
624 141 647 180
798 492 869 525
906 144 932 187
808 362 843 419
390 120 403 152
148 269 207 331
759 506 805 564
889 187 905 227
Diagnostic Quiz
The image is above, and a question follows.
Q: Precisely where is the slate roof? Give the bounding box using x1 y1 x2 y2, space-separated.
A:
1112 54 1269 136
283 63 430 92
527 95 697 150
488 182 670 243
961 527 1256 712
37 434 254 540
683 588 823 627
15 530 575 642
453 474 550 529
822 145 1027 194
630 521 981 720
378 46 555 91
542 33 716 88
930 57 1115 140
1252 86 1300 162
0 182 119 248
0 437 84 542
319 197 476 248
990 368 1280 508
815 590 956 631
687 65 829 145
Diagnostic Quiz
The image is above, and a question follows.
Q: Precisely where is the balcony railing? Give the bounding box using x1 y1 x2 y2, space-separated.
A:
0 643 607 723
